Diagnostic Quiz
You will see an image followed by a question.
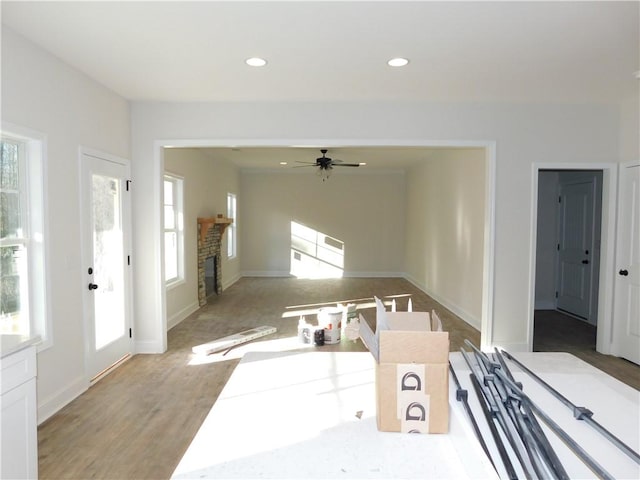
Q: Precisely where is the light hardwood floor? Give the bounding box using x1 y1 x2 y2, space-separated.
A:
38 278 637 479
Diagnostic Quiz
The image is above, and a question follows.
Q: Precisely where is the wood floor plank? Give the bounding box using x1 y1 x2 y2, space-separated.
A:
37 278 637 479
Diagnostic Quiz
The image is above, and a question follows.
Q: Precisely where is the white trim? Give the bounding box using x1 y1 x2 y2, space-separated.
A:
156 144 168 353
154 138 497 353
598 165 620 354
528 162 618 354
240 270 292 278
481 143 497 350
78 146 134 381
344 271 404 278
81 146 129 167
163 172 185 286
1 123 52 352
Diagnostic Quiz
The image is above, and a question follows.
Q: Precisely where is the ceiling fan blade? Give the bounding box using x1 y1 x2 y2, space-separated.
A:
292 164 317 168
333 163 360 167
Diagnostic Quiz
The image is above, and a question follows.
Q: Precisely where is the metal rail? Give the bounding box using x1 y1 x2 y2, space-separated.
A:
449 361 497 473
501 349 640 465
493 350 569 480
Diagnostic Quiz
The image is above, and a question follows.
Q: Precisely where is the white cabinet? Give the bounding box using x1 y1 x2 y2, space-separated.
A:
1 341 38 479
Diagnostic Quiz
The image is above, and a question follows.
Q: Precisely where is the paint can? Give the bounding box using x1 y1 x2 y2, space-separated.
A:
317 307 342 344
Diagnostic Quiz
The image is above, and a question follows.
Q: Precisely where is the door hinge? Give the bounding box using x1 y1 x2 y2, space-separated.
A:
129 328 132 338
126 180 132 191
555 291 558 298
127 255 131 266
558 195 561 203
557 243 560 251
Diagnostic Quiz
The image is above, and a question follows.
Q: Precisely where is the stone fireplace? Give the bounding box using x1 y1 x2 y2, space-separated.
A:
197 216 232 306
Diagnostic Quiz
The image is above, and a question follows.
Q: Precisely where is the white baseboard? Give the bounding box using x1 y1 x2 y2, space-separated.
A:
403 274 481 331
167 301 200 330
344 271 404 278
240 271 405 278
38 375 87 425
241 270 292 277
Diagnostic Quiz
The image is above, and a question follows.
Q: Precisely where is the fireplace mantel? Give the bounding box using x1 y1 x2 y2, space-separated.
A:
198 217 233 242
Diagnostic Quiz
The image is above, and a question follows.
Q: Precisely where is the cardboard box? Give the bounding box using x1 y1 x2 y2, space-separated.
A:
374 311 450 434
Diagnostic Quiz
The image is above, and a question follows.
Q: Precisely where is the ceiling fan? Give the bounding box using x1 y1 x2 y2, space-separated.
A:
295 149 361 180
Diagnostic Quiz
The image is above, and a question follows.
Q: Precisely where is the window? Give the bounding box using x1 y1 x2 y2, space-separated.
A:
227 193 237 258
164 173 184 286
0 128 49 346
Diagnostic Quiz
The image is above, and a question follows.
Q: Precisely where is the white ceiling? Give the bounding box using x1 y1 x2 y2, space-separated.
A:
2 1 638 104
2 1 638 170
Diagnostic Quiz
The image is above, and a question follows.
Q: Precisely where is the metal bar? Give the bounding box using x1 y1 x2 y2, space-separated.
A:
502 350 640 465
494 350 569 480
491 366 615 480
449 362 497 473
462 349 526 479
469 348 539 479
468 372 519 480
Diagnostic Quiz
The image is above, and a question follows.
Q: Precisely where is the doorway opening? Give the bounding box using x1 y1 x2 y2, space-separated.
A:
533 169 603 355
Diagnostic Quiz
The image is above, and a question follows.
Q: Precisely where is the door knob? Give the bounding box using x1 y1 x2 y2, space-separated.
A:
619 269 629 276
581 259 589 265
88 283 99 290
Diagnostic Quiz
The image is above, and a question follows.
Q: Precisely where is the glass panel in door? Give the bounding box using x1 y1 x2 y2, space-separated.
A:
92 173 125 350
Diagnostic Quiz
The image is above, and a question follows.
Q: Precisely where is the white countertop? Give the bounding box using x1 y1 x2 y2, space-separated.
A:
0 334 40 359
172 350 639 479
173 351 496 479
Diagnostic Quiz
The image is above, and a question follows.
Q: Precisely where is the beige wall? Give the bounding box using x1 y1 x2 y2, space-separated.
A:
164 148 240 328
240 170 406 276
404 149 486 329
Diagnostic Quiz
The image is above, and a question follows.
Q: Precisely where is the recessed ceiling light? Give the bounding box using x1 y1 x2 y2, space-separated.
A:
279 162 288 165
387 57 409 67
359 162 367 166
246 57 267 67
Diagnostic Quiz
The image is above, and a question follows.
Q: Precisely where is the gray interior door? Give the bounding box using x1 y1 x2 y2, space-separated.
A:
556 179 596 320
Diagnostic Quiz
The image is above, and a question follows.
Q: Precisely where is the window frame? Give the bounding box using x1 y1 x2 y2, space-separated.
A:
227 192 237 259
163 172 185 289
0 124 51 350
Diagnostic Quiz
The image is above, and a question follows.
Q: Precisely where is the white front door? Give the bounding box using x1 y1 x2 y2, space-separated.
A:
81 151 132 381
556 179 596 320
612 163 640 365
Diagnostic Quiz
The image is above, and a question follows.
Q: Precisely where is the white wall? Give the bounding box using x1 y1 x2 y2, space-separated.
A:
1 28 131 422
131 101 620 353
163 148 240 329
240 170 405 276
619 92 640 163
404 148 486 329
